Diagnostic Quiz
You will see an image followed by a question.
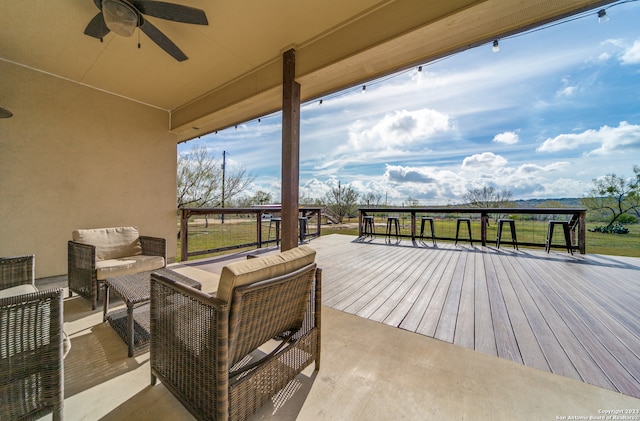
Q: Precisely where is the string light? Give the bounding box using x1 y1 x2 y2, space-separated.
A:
200 0 637 139
597 9 609 22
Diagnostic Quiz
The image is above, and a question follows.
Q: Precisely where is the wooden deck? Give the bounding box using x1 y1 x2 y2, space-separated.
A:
185 234 640 399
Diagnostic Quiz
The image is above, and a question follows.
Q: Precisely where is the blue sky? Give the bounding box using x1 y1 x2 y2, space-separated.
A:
180 1 640 205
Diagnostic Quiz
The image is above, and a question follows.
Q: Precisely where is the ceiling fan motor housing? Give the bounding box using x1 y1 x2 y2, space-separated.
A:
102 0 139 37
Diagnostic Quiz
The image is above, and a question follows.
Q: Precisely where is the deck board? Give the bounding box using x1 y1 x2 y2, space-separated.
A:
184 234 640 399
310 235 640 399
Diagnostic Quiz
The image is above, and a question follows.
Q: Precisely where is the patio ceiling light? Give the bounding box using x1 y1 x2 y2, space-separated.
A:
492 39 500 53
102 0 139 37
0 107 13 118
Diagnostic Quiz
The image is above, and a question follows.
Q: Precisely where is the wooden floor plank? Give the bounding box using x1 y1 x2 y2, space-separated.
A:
367 248 441 323
344 248 422 316
485 252 523 364
530 258 640 396
499 253 582 381
380 249 444 327
453 251 476 350
433 251 467 343
498 254 550 372
188 234 640 399
474 249 497 357
416 251 461 338
518 256 617 391
399 251 453 332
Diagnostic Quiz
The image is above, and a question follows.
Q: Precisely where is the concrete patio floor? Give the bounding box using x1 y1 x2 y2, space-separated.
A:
42 234 640 420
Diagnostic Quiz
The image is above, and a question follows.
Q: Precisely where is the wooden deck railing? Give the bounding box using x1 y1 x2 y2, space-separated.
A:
358 207 587 254
179 206 323 261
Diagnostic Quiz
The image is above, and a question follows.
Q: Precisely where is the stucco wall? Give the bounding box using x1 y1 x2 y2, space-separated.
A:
0 61 177 278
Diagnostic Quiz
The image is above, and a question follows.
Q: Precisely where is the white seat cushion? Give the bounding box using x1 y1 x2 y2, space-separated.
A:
96 255 165 280
0 284 38 299
72 226 142 260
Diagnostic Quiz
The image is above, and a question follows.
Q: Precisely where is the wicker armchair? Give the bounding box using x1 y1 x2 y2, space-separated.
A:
0 254 35 291
150 252 321 421
0 288 65 421
68 227 166 309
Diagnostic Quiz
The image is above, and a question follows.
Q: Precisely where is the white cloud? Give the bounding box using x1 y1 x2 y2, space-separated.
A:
461 152 507 169
344 108 452 152
537 121 640 154
556 86 577 97
621 40 640 64
493 131 519 144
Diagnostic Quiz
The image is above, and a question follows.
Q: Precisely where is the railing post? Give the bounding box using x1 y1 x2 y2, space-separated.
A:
315 209 321 238
180 208 189 262
578 210 586 254
410 211 416 241
257 211 263 248
480 211 488 246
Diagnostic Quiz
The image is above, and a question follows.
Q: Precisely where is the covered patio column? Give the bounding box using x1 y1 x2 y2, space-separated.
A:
281 48 301 251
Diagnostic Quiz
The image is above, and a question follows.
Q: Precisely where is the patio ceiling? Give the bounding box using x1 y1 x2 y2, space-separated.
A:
1 0 615 142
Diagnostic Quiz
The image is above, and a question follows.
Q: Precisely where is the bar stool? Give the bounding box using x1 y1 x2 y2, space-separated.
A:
362 215 375 238
386 216 400 240
455 218 473 246
267 217 281 246
419 217 436 245
546 220 572 254
496 219 518 250
298 216 308 243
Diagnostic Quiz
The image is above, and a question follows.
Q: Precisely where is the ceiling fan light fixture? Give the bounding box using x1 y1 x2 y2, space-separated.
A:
0 107 13 119
102 0 138 37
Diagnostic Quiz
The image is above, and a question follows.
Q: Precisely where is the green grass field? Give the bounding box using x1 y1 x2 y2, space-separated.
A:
177 216 640 260
322 217 640 257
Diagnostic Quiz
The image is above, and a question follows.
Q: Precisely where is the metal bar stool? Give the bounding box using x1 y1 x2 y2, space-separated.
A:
546 220 573 254
455 218 473 246
386 216 400 240
298 216 308 243
362 215 375 238
496 219 518 250
419 217 436 245
267 217 281 246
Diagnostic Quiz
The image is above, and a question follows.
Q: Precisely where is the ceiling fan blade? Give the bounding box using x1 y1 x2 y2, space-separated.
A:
140 19 188 61
132 1 208 25
84 12 111 39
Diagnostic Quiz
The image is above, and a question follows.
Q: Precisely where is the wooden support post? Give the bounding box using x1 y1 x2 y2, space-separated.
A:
480 211 488 246
180 208 189 261
578 210 586 254
281 48 301 251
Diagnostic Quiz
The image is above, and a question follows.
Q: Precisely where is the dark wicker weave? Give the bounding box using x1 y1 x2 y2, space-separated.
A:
104 269 202 357
0 288 65 421
0 255 35 290
150 263 321 421
68 235 166 310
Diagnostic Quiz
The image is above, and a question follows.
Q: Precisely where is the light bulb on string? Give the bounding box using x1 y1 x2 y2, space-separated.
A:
597 9 609 23
492 40 500 53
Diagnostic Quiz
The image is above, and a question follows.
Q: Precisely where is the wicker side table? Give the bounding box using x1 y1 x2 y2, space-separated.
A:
103 268 202 357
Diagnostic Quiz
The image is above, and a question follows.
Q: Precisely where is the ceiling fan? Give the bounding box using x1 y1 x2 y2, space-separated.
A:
84 0 208 62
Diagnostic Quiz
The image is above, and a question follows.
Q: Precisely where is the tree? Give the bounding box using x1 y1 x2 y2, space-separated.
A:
462 186 514 207
361 192 383 206
581 165 640 229
325 181 359 223
177 145 255 209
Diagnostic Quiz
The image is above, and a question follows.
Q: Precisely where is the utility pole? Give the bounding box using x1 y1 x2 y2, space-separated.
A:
221 151 226 224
